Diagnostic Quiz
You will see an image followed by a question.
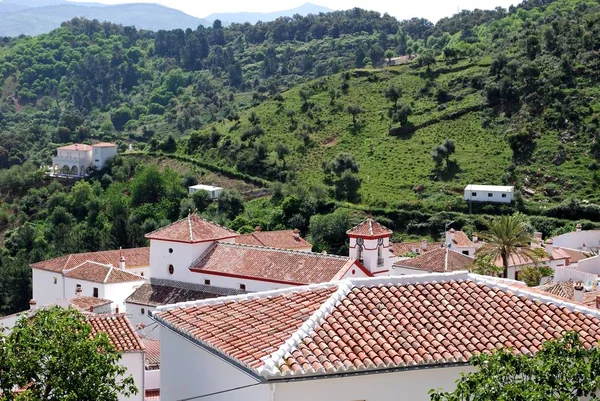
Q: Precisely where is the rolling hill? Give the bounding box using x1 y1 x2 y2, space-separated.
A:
205 2 334 25
0 1 207 36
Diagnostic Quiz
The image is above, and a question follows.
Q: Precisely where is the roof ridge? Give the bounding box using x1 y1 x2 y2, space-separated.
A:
63 260 113 274
104 265 114 283
214 242 352 260
259 281 353 377
188 214 194 242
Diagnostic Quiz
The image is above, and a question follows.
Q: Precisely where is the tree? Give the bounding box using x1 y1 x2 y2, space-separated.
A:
431 139 456 169
384 85 402 110
0 307 137 400
275 143 289 165
520 264 554 287
417 51 436 71
467 255 503 277
393 103 412 126
323 153 361 202
384 49 395 62
111 105 133 131
192 190 212 213
217 190 244 220
476 214 537 278
430 332 600 401
308 208 352 255
346 104 364 128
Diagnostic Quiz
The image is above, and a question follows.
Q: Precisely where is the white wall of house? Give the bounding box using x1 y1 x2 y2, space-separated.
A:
339 263 372 280
274 365 475 401
348 236 394 275
553 266 597 283
552 231 600 251
104 281 146 311
160 328 268 401
120 352 145 401
149 238 235 282
126 304 159 340
188 185 224 199
188 271 292 292
574 255 600 275
464 185 513 203
92 145 118 170
145 368 160 392
32 268 64 306
64 277 106 300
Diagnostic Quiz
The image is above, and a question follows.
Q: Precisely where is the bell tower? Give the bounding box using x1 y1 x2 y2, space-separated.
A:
347 218 393 276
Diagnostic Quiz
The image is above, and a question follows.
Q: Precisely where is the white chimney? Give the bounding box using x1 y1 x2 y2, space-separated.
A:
544 239 554 254
534 232 543 242
119 255 126 270
29 299 37 311
446 228 455 247
255 226 262 232
293 228 301 241
576 223 582 232
472 234 478 244
421 239 428 251
76 286 82 297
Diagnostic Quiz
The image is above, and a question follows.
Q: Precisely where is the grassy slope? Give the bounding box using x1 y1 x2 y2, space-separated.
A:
194 59 516 206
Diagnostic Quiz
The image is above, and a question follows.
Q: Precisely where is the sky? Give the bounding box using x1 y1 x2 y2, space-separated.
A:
70 0 520 22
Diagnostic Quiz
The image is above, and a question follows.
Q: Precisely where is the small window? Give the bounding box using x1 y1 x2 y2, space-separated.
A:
488 193 493 197
93 287 99 298
168 248 173 254
53 277 57 284
239 284 246 290
204 279 211 285
168 264 174 275
472 192 477 197
462 250 469 256
140 272 144 277
94 159 100 162
501 193 507 198
141 308 145 315
76 284 82 294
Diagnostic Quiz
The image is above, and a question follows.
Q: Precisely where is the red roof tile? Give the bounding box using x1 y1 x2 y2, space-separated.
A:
449 230 474 247
93 142 118 147
347 219 393 237
145 214 238 243
88 314 144 352
494 252 550 268
64 262 146 284
31 247 150 273
190 243 363 285
236 230 312 250
155 288 335 369
70 296 112 311
551 248 571 261
394 247 474 272
390 241 443 257
57 143 91 151
142 338 161 370
154 273 600 378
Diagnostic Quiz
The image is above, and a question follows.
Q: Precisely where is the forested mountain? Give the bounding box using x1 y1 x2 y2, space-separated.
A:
205 3 335 25
0 1 207 37
1 0 600 314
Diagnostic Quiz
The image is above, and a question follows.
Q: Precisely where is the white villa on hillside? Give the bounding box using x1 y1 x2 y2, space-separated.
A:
188 184 223 198
464 184 514 203
51 142 118 176
152 271 600 401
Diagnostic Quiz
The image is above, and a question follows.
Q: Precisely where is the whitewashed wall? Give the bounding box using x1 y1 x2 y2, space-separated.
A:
160 328 268 401
348 236 394 275
145 369 160 393
126 304 159 340
554 266 598 283
120 352 145 401
104 281 146 311
32 268 63 306
552 231 600 250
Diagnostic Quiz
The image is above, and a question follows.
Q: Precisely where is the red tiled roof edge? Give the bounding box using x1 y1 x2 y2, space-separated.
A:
332 259 373 280
144 214 238 243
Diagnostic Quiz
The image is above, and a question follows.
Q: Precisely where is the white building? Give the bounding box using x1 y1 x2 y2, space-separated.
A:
464 184 514 203
445 228 478 257
347 218 396 275
52 142 118 176
153 271 600 401
188 184 224 199
31 248 149 311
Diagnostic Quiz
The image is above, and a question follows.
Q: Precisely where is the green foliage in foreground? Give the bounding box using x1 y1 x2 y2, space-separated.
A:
430 332 600 401
0 307 137 401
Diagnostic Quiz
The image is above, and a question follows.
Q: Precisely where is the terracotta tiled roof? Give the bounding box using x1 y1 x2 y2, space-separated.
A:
63 262 146 284
31 247 150 273
390 241 443 257
448 230 474 247
88 314 144 352
347 218 393 237
494 252 550 268
70 296 112 311
556 247 590 263
57 143 91 151
93 142 118 147
126 278 245 307
551 248 572 261
155 288 336 369
236 230 312 250
145 214 238 243
142 338 161 370
393 247 474 272
538 281 575 300
190 243 363 285
154 272 600 379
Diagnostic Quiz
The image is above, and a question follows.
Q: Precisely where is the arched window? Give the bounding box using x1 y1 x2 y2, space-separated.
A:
168 264 174 275
356 238 364 261
377 237 384 267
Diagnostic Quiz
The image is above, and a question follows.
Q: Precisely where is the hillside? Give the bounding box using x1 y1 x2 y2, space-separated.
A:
0 2 206 36
205 3 335 25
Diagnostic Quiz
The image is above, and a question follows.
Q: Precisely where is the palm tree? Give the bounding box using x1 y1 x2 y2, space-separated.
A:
476 215 538 279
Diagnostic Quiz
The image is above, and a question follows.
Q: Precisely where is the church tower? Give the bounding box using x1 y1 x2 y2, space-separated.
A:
347 218 394 276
